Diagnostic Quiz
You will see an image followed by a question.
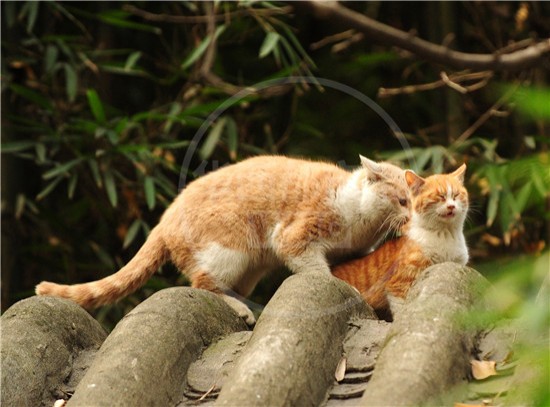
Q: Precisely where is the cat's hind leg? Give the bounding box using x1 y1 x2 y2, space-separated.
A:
191 270 256 326
191 244 257 325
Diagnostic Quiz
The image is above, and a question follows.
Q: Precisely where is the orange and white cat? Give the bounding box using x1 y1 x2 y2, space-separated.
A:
333 164 468 320
36 155 412 323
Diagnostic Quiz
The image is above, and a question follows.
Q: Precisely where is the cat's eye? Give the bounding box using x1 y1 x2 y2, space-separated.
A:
399 198 407 207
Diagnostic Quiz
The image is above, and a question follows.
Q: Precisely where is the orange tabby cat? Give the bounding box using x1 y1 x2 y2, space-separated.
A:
36 155 412 323
332 164 468 320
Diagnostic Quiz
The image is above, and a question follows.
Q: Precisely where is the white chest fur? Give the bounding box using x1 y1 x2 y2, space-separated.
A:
408 222 469 265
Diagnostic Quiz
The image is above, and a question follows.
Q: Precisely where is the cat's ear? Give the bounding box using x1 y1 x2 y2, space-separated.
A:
451 164 467 184
405 170 425 194
359 155 383 181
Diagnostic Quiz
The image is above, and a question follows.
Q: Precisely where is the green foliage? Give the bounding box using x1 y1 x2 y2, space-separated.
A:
1 0 315 326
509 86 550 121
477 154 549 241
469 252 550 405
1 1 548 344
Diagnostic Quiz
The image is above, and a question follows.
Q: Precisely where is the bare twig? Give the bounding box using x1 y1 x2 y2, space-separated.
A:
199 2 217 77
294 1 550 71
123 4 291 24
378 71 493 98
197 11 293 98
192 3 292 98
378 80 446 98
440 71 468 94
452 84 519 145
332 32 365 53
310 29 357 50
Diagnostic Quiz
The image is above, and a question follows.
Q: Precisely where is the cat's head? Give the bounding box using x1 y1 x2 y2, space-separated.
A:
358 155 411 228
405 164 468 230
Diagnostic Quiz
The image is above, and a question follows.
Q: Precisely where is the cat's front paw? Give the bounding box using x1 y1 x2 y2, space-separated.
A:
222 294 256 326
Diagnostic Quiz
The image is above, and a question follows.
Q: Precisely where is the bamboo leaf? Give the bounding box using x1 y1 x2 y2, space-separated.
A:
86 89 106 124
15 194 26 219
485 166 501 228
515 182 532 215
4 1 16 28
141 220 151 235
64 63 78 102
35 143 46 163
25 1 40 33
123 219 142 249
106 130 119 145
414 148 433 173
124 51 142 71
200 117 226 160
181 25 226 70
1 141 36 153
9 84 53 111
163 102 182 133
97 10 161 34
272 44 282 66
279 24 315 66
103 169 118 207
37 176 63 201
68 172 78 199
486 188 500 228
45 44 59 74
157 140 191 150
144 176 156 210
259 31 280 58
43 157 84 180
89 240 115 269
88 159 102 187
510 86 550 120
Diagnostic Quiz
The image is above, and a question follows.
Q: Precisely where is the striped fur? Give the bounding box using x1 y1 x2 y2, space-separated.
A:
333 164 469 319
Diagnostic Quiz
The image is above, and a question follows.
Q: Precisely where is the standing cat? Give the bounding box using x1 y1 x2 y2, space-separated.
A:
332 164 468 320
36 155 412 324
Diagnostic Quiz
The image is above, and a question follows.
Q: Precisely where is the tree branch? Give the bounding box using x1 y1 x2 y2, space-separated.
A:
294 2 550 71
123 4 291 24
452 83 519 146
378 71 493 98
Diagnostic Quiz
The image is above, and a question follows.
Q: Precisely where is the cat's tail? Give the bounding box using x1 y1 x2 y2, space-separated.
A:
35 226 168 309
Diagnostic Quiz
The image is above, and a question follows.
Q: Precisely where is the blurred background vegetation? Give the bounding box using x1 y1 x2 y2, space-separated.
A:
1 2 548 394
1 1 548 404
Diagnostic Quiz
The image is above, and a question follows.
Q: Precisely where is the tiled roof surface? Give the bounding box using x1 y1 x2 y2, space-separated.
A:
1 263 516 407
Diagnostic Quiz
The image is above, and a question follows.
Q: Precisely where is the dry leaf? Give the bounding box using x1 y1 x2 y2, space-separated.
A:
471 360 497 380
198 384 216 401
198 383 216 401
335 356 346 382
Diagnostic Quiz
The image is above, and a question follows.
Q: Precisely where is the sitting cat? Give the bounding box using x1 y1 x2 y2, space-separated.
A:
36 155 412 324
332 164 468 321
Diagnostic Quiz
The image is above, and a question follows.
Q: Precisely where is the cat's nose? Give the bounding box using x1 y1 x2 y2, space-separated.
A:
447 204 455 210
